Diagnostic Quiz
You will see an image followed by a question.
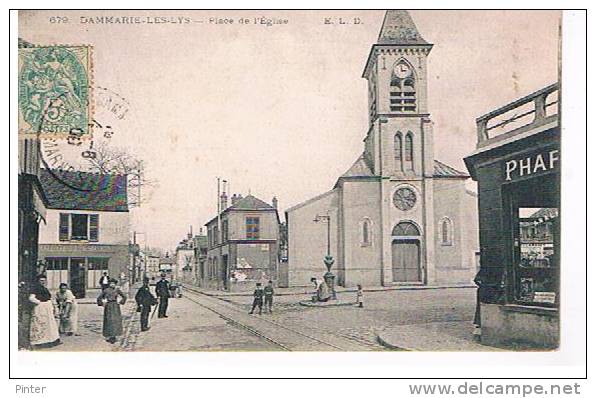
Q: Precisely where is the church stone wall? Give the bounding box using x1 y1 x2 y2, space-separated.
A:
339 180 382 287
433 178 478 285
286 190 340 287
460 189 480 275
380 118 425 177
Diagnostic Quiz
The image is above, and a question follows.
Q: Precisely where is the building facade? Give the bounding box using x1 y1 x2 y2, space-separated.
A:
284 10 479 288
145 254 160 280
192 234 208 285
174 229 208 284
159 256 176 275
175 231 196 281
205 194 280 291
18 137 48 348
464 83 560 348
37 169 130 298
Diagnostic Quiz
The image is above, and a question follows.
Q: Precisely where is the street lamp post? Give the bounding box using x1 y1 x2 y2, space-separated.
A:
313 214 336 300
134 231 148 282
217 177 229 291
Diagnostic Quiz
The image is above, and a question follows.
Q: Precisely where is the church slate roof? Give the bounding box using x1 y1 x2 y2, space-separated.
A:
340 154 375 178
377 10 430 46
338 155 468 179
39 168 129 212
433 160 469 178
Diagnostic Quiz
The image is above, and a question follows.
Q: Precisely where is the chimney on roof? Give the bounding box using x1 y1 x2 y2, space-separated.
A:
231 193 239 206
232 193 243 206
272 196 278 209
220 192 228 210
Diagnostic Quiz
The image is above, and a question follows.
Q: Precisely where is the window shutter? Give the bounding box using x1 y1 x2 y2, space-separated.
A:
89 214 99 242
59 213 69 241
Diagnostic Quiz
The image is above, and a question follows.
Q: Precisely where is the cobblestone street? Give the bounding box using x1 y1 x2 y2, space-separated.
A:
213 287 478 349
41 286 480 352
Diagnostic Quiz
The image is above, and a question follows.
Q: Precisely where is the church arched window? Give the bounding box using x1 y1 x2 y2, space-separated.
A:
361 218 372 246
404 132 414 171
394 133 403 171
403 79 416 112
440 217 453 246
392 221 421 237
390 60 416 113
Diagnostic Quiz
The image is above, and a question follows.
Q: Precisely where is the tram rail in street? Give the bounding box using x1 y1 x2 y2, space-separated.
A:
182 285 370 351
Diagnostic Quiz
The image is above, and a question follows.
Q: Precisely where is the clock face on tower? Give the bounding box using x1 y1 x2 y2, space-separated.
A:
393 187 417 211
393 62 412 79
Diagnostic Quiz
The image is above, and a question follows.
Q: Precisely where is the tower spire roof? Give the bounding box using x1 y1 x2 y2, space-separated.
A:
377 10 429 45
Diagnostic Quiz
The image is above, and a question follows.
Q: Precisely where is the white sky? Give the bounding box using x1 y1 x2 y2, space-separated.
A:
19 10 560 250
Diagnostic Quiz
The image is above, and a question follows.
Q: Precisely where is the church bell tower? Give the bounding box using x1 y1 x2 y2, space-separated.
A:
362 10 434 179
362 10 438 286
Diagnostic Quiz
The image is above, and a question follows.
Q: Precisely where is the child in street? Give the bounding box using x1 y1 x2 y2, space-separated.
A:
356 284 363 308
263 280 274 313
249 282 264 315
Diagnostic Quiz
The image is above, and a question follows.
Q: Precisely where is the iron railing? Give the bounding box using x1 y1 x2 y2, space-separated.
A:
476 83 559 148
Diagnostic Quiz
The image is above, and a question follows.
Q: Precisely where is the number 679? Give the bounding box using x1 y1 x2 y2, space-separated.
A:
49 16 69 23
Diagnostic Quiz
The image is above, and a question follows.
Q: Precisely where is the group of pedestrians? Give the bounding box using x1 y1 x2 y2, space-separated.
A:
249 280 275 315
26 270 163 349
134 273 171 332
27 274 74 349
99 272 172 341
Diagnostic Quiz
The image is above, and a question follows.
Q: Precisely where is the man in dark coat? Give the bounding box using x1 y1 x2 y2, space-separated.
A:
135 278 157 331
98 271 110 291
249 282 264 315
263 280 274 314
155 273 170 318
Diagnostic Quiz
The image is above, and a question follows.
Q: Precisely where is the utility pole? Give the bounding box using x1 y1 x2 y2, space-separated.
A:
134 231 148 281
217 177 222 291
137 160 143 208
216 178 230 291
132 231 137 284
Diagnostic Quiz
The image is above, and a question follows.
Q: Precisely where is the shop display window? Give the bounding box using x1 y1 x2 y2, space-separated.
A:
514 207 559 306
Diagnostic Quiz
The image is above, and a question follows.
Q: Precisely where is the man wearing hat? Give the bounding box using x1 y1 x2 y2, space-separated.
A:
155 273 171 318
135 277 157 331
249 282 264 315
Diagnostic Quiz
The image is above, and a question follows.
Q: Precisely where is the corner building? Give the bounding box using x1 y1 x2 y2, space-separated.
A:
284 10 479 287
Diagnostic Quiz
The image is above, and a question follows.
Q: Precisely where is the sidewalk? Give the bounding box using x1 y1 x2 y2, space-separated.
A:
190 283 475 297
41 286 138 352
377 321 503 352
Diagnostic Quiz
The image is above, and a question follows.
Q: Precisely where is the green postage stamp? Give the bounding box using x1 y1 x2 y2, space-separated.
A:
18 45 92 137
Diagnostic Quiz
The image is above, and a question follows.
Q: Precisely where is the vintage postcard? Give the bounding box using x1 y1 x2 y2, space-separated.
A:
13 9 585 379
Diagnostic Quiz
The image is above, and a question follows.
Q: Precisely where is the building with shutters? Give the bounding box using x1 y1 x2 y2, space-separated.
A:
37 169 130 298
204 193 281 291
284 10 479 288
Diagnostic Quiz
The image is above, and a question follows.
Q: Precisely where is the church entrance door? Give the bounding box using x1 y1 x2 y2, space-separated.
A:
391 221 422 283
392 240 421 282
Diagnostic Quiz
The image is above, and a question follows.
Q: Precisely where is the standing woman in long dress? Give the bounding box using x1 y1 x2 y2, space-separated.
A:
28 275 61 349
97 278 127 344
55 282 79 336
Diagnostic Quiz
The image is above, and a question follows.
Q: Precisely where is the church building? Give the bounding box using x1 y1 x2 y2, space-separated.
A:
283 10 479 288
